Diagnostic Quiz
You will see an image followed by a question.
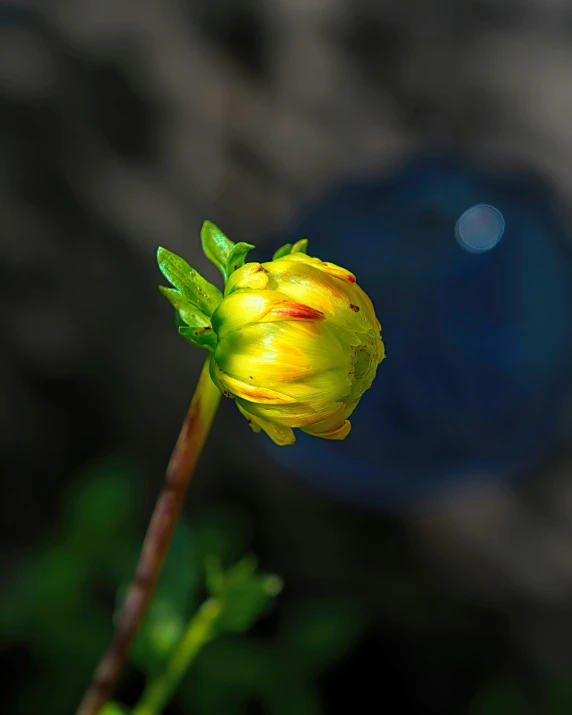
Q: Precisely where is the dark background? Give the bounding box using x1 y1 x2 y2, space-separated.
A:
2 1 572 714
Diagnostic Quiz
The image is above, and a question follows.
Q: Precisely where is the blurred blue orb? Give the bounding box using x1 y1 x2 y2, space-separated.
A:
258 153 572 512
455 204 505 253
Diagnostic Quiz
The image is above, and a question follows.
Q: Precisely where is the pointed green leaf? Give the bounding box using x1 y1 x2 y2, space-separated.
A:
291 238 308 254
157 247 222 317
226 241 255 277
205 555 282 634
201 221 235 280
272 243 293 260
178 325 217 351
159 287 211 328
272 239 308 260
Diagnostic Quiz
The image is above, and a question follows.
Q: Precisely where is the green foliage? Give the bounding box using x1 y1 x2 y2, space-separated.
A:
206 555 283 635
1 458 142 715
182 594 365 715
158 224 256 348
200 221 255 281
101 704 129 715
178 325 217 350
272 243 293 260
157 246 222 318
278 598 364 672
159 287 216 349
127 521 199 675
226 241 255 277
201 221 236 280
272 239 308 260
3 455 367 715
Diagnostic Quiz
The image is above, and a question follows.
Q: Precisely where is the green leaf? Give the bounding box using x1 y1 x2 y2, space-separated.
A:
157 247 223 317
272 239 308 261
178 326 217 351
272 243 293 260
159 287 211 328
100 704 128 715
189 636 271 697
206 556 282 635
226 241 255 277
279 598 364 673
201 221 235 280
66 461 140 545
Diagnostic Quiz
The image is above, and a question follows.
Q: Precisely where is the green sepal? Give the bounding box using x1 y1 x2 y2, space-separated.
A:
272 243 292 260
178 325 217 351
226 241 255 278
291 238 309 253
159 286 211 328
201 221 235 281
157 247 222 317
272 239 308 261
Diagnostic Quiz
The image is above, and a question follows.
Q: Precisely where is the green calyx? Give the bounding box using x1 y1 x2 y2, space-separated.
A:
157 224 313 351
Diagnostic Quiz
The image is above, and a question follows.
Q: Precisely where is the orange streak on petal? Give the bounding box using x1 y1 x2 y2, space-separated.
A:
267 302 325 321
220 372 297 404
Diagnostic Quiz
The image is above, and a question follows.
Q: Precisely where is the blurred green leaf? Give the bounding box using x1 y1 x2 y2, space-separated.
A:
159 286 214 342
65 460 140 541
468 680 530 715
191 506 251 567
127 519 200 675
181 635 272 715
100 703 128 715
263 679 322 715
157 246 222 317
279 598 364 673
201 221 235 281
205 556 282 635
178 325 217 351
226 241 255 277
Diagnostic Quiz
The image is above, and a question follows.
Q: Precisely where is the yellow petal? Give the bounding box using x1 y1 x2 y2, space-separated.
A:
236 402 296 445
303 419 351 440
237 398 338 428
214 322 344 386
225 262 269 294
265 259 377 333
211 361 296 404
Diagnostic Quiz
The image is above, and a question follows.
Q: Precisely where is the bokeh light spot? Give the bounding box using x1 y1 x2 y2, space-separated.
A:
455 204 505 253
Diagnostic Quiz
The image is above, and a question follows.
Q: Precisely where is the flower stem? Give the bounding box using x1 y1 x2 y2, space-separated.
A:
131 599 222 715
75 357 221 715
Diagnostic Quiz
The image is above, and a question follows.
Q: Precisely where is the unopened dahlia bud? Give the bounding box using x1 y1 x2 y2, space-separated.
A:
158 223 385 446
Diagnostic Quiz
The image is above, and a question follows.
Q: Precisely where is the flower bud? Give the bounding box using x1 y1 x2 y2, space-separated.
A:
209 251 385 445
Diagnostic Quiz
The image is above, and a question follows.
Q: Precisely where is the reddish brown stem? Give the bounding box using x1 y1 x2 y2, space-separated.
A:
75 359 221 715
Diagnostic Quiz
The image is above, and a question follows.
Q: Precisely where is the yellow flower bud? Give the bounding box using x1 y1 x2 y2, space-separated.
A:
209 251 385 445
